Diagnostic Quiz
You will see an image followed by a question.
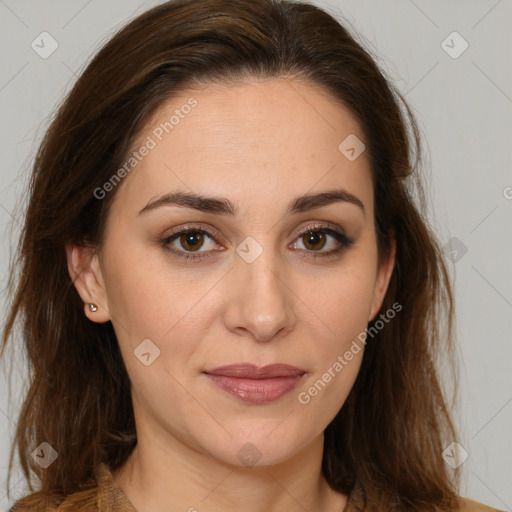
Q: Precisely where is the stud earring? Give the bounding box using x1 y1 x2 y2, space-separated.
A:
88 303 98 312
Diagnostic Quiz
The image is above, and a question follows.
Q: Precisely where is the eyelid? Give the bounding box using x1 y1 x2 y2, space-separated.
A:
164 222 223 242
290 221 354 258
163 221 347 244
294 220 346 239
159 220 353 260
158 223 223 261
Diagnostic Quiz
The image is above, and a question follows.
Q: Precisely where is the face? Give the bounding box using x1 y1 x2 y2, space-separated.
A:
69 78 395 469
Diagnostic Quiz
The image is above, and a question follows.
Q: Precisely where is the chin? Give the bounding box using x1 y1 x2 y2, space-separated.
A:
197 424 313 469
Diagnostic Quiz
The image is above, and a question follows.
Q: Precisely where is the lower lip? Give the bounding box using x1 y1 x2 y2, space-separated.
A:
204 373 305 404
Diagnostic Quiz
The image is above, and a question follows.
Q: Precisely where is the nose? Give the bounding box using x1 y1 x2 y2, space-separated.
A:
222 248 296 342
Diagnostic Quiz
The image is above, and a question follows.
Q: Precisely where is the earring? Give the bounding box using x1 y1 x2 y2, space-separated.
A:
88 303 98 312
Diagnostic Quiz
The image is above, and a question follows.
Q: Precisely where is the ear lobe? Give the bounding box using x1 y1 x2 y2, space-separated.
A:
368 237 396 322
65 242 110 323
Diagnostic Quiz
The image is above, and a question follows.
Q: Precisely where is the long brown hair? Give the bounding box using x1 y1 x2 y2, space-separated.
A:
1 0 459 510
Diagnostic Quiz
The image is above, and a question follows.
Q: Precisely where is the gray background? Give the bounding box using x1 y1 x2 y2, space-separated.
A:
1 0 511 510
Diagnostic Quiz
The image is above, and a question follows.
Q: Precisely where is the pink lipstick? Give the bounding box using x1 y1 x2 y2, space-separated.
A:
203 363 306 404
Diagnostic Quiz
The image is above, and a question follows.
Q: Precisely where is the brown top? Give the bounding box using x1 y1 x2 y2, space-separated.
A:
10 462 501 511
87 463 138 512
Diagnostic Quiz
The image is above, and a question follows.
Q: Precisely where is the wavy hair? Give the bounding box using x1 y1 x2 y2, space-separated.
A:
2 0 459 510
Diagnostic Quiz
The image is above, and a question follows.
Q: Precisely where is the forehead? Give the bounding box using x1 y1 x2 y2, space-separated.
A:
110 78 373 217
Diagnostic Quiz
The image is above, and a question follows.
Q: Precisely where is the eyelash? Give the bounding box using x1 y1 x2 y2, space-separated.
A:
159 222 355 262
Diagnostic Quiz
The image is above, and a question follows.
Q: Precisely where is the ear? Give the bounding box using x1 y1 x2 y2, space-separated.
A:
65 242 111 323
368 237 396 322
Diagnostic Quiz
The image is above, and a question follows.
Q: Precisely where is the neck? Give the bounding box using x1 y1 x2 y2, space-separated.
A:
112 421 346 512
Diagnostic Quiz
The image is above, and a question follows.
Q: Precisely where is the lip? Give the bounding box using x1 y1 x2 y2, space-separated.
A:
203 363 306 404
205 363 305 379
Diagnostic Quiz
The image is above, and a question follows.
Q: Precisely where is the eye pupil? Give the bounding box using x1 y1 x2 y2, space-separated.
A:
303 231 326 250
181 231 204 251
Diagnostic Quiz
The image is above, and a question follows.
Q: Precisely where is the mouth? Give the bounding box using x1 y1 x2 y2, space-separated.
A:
203 363 306 404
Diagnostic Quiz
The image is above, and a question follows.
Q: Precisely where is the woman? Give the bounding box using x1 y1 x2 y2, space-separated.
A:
1 0 499 510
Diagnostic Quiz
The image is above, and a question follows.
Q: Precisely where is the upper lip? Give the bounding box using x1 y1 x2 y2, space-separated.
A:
204 363 305 379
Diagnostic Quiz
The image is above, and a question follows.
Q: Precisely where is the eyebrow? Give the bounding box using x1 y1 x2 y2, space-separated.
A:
138 188 365 217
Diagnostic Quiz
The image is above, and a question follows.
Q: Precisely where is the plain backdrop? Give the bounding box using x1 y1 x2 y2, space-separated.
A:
1 0 511 510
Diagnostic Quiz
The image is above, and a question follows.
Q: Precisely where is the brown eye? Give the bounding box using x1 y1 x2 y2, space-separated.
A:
291 225 355 259
160 228 219 260
302 231 327 251
179 231 205 251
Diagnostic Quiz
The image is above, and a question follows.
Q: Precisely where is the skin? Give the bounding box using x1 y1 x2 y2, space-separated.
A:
66 77 396 512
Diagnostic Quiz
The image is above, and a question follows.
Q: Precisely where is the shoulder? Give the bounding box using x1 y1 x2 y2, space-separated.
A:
458 496 504 511
8 490 98 511
8 469 103 511
9 462 135 512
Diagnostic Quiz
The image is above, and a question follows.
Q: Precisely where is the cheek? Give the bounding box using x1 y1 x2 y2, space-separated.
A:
295 254 377 405
103 252 215 424
101 246 221 400
303 256 377 345
104 241 216 337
